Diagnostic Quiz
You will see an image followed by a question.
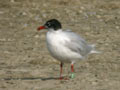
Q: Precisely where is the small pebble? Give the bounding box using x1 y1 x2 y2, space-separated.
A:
96 15 101 19
23 23 28 27
92 81 97 85
115 26 119 29
80 6 85 10
34 35 39 38
42 13 47 18
10 0 15 3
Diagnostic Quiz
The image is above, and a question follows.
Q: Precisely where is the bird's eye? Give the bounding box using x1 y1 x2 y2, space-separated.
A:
47 22 51 26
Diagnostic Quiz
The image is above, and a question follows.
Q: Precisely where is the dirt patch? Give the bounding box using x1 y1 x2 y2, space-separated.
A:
0 0 120 90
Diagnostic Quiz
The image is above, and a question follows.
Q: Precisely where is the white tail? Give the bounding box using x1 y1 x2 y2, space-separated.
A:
90 44 101 54
90 50 101 54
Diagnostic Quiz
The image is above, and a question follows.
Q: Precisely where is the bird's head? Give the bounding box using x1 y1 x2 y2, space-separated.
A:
37 19 62 31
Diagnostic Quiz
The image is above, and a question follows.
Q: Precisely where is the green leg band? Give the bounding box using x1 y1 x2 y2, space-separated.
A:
71 73 75 79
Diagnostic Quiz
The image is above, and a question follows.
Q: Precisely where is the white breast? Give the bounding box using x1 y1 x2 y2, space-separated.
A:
46 29 82 63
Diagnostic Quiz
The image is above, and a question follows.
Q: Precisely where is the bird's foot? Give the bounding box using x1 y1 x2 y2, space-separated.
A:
59 77 63 80
70 73 75 79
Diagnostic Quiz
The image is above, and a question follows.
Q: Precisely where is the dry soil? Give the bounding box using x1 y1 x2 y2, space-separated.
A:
0 0 120 90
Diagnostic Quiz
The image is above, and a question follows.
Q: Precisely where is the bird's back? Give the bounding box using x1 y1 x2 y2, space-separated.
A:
63 30 94 57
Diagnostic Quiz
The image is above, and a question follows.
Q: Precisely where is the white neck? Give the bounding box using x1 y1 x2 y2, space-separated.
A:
48 29 62 32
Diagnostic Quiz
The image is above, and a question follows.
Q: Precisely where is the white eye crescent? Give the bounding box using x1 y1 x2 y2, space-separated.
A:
47 22 51 26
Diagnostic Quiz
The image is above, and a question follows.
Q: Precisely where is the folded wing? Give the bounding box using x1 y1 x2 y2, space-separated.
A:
64 30 93 57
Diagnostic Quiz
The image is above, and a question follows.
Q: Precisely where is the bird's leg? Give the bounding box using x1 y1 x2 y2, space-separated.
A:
71 63 75 79
59 62 63 80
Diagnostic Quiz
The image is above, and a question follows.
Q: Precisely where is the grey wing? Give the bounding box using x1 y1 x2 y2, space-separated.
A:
64 30 93 56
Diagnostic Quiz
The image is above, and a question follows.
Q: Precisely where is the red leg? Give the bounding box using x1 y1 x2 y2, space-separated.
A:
71 63 75 78
71 64 74 73
60 62 63 80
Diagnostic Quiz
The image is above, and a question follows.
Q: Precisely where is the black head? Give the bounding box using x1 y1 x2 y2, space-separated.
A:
44 19 62 30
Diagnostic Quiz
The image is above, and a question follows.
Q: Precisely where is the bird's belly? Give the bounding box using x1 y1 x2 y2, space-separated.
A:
47 42 82 63
46 31 82 63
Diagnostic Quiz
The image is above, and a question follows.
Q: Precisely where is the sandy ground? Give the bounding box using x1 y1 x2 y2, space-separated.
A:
0 0 120 90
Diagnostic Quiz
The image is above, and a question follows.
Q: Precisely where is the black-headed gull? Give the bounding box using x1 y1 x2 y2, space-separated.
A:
37 19 99 79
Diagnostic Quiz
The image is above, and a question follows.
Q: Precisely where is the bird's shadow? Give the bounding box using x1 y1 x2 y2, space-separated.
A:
1 76 60 81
